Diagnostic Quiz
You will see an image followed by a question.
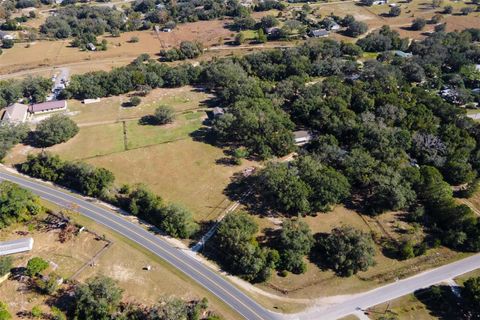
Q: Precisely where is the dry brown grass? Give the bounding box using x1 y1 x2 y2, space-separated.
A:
254 206 466 299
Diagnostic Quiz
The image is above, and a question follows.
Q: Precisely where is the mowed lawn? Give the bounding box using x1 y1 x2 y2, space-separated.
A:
48 122 125 160
125 112 204 149
68 86 212 125
87 138 253 222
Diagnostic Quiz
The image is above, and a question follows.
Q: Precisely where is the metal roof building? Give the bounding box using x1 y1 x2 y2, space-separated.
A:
0 238 34 256
29 100 67 114
2 103 29 123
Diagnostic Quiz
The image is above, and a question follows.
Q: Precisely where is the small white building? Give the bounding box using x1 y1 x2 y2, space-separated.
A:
0 238 34 256
293 130 313 146
2 103 29 123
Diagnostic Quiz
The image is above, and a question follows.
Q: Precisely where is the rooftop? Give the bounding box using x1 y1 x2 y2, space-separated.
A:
0 238 34 256
29 100 67 113
2 103 29 123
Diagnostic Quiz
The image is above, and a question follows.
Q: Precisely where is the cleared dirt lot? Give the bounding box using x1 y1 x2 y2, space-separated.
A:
0 18 233 75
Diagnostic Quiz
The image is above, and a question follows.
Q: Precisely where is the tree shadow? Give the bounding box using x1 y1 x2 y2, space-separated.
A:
308 232 330 272
189 127 218 147
413 286 467 320
138 115 159 126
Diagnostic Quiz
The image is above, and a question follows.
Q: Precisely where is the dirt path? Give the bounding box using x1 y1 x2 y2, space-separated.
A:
458 198 480 216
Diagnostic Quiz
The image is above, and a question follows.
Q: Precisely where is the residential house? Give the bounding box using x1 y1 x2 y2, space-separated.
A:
1 103 29 123
0 238 34 256
29 100 67 115
310 29 329 38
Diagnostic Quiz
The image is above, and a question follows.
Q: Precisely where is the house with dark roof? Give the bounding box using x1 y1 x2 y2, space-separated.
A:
2 103 29 123
310 29 329 38
29 100 67 115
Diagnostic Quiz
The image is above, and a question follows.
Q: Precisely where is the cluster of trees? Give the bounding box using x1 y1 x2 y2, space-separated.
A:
212 212 376 281
0 123 29 160
0 181 43 229
72 276 219 320
34 114 79 147
19 152 198 239
116 184 199 238
134 0 248 25
357 25 408 52
254 156 350 215
0 76 52 107
63 54 201 99
160 41 203 62
20 152 115 197
40 6 127 39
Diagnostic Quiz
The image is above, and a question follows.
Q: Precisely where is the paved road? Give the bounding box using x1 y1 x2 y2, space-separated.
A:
1 170 480 320
0 171 282 320
297 253 480 320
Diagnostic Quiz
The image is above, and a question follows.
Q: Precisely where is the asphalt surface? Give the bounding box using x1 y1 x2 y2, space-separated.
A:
0 171 282 320
1 170 480 320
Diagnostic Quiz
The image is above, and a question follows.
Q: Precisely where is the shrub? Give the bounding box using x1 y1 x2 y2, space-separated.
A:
26 257 49 277
411 18 426 31
129 36 139 43
389 6 401 17
129 96 141 106
153 105 175 124
1 39 14 49
0 257 12 277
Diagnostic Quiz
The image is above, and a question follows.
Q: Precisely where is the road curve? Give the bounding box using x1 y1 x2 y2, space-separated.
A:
0 171 282 320
1 170 480 320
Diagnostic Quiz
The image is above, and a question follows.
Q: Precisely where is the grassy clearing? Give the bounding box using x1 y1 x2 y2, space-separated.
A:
68 86 212 125
48 122 125 160
87 138 256 222
125 112 204 149
254 206 466 299
369 293 436 320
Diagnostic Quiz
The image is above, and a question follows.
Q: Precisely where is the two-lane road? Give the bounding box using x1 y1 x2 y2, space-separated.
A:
0 171 282 320
1 170 480 320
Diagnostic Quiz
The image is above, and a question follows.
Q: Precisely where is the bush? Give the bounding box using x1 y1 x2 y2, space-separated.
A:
0 301 11 320
461 7 474 15
411 18 426 30
389 6 401 17
1 39 14 49
26 257 49 277
345 21 368 37
129 36 139 43
0 257 12 277
153 105 175 124
443 5 453 13
34 114 79 147
129 96 141 106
